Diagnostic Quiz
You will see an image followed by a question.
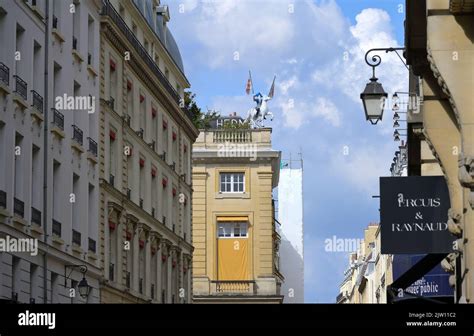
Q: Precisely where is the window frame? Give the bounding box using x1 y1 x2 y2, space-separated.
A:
219 172 245 193
217 222 248 238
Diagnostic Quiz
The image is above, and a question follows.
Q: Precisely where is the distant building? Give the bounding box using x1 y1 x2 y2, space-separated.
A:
192 120 284 303
278 161 304 303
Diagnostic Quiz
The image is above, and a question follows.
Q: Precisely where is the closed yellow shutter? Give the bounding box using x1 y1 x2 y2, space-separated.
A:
217 238 249 280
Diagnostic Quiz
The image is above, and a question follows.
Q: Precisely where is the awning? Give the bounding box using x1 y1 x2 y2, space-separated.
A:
216 216 248 222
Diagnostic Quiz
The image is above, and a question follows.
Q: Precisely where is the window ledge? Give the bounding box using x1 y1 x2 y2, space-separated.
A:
51 126 65 139
52 235 64 245
13 215 27 227
30 223 44 235
30 5 45 20
0 208 10 220
31 109 44 123
87 65 98 77
0 82 11 95
52 29 65 43
72 49 84 63
87 153 98 164
12 94 28 110
215 192 250 199
71 142 85 154
87 251 98 260
72 244 83 254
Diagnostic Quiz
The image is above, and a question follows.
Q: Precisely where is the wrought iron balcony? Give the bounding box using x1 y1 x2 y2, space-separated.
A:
0 62 9 86
31 90 43 113
88 238 96 253
31 207 41 226
13 198 24 217
87 137 98 157
52 219 61 237
52 108 64 130
100 1 193 124
72 229 81 246
109 263 115 281
13 75 27 100
72 125 83 146
0 190 6 208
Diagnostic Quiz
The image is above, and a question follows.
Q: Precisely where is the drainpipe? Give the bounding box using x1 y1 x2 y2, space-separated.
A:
42 0 50 303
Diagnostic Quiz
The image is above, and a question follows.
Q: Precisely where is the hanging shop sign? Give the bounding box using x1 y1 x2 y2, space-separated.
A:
392 254 453 299
380 176 453 254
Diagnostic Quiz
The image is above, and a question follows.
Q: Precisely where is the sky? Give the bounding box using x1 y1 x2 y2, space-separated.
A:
167 0 408 303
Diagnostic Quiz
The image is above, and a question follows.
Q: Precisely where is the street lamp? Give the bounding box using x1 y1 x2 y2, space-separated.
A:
360 47 406 125
64 264 91 299
78 276 91 298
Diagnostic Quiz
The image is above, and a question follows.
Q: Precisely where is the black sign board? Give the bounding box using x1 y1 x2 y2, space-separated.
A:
380 176 453 254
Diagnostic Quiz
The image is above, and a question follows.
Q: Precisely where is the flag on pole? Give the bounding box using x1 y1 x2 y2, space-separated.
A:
245 71 253 95
268 75 276 98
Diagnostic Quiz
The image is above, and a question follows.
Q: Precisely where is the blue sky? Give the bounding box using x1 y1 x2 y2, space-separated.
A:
168 0 407 302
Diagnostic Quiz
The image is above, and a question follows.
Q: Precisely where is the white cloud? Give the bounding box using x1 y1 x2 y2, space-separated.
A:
330 142 393 195
312 8 407 105
312 97 341 127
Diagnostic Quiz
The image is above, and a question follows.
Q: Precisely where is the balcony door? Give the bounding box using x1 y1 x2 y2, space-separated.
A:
217 221 249 280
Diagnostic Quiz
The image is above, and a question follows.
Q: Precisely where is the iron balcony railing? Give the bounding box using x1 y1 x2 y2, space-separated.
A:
72 229 81 246
52 108 64 130
88 238 96 253
31 90 43 114
52 219 61 237
100 1 193 123
0 62 9 86
72 125 83 146
31 207 41 226
13 75 27 100
87 137 98 157
0 190 6 208
13 198 24 218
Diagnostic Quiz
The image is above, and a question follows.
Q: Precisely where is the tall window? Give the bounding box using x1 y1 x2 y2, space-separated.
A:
87 15 95 65
162 119 168 158
139 157 145 207
72 0 80 49
139 93 145 137
33 41 42 97
52 160 60 222
109 58 117 107
108 215 117 281
14 133 24 201
109 128 116 185
219 173 244 193
139 239 145 294
72 173 80 236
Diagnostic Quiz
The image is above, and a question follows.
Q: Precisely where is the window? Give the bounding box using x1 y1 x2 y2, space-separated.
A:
219 173 244 193
217 222 248 238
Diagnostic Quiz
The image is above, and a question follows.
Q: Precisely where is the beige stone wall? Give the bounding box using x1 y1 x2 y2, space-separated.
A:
192 129 282 301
